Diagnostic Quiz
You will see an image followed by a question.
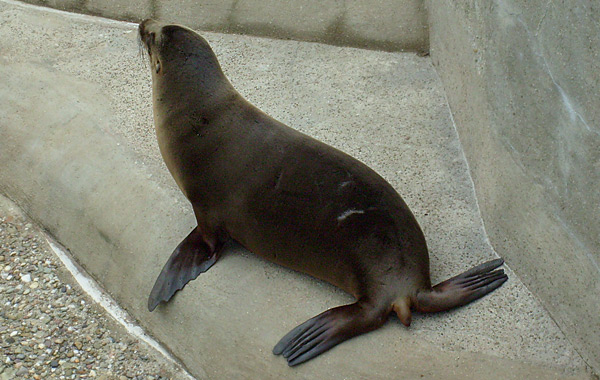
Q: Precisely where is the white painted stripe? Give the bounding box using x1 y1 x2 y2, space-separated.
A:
45 237 195 380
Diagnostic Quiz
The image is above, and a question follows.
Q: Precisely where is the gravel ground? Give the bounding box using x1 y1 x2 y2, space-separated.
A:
0 195 193 380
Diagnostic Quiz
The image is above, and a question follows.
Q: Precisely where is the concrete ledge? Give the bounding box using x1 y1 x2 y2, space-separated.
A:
19 0 428 52
0 1 590 379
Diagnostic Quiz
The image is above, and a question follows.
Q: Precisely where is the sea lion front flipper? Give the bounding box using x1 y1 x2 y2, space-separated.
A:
414 258 508 313
148 227 223 312
273 300 390 366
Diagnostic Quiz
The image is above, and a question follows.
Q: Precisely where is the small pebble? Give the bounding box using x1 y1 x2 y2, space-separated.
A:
16 366 29 376
0 198 189 380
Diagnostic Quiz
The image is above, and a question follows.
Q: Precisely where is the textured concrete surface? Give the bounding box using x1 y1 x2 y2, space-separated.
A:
427 1 600 373
18 0 428 52
0 1 592 379
0 194 192 379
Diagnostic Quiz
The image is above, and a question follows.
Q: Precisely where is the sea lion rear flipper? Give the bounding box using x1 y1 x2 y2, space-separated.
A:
414 258 508 313
148 227 223 312
273 300 390 366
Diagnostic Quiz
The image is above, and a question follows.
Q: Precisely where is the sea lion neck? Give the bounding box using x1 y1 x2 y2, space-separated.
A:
140 21 233 111
156 44 231 100
151 41 236 125
152 59 232 108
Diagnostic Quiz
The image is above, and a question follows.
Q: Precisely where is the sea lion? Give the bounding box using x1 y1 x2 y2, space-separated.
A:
139 19 508 366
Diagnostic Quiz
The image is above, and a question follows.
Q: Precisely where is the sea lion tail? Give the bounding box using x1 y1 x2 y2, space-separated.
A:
413 258 507 313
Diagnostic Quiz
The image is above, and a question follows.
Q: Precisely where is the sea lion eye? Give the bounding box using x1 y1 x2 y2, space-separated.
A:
155 60 161 73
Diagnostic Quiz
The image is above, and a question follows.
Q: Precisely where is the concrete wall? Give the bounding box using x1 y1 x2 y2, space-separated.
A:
22 0 428 52
427 0 600 372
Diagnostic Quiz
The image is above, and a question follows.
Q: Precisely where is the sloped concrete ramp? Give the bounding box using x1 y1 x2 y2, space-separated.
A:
0 1 591 378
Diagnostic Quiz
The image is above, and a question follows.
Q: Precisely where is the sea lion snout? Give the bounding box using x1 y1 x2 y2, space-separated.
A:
139 18 157 37
139 19 160 50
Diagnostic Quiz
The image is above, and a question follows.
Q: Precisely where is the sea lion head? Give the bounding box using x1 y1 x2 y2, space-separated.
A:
139 19 228 99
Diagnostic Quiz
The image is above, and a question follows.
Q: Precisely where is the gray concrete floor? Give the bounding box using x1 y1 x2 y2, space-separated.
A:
0 0 593 378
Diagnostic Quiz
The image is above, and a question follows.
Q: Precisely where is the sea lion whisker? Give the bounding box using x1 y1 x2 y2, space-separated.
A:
137 31 149 70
